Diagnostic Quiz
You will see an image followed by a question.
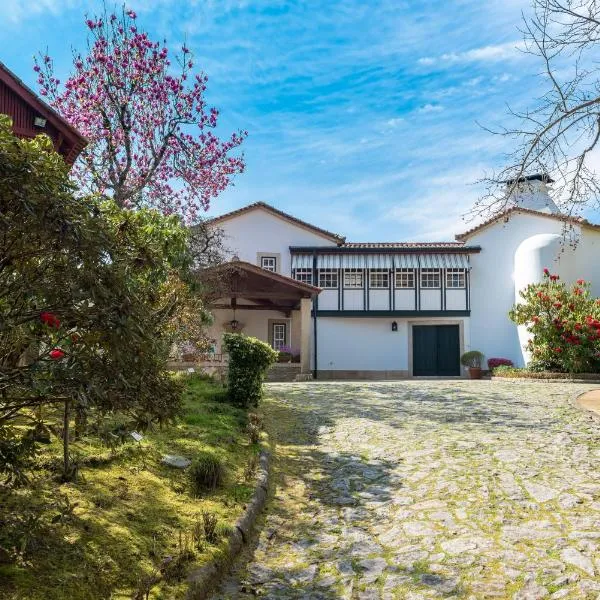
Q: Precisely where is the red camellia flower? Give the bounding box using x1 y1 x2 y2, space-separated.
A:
550 275 559 281
577 279 586 285
574 288 583 296
543 268 550 276
40 311 60 328
554 347 562 353
49 348 65 360
553 302 562 308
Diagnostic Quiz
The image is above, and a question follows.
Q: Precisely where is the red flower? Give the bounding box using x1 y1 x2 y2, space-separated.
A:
550 275 559 281
40 311 60 328
543 268 550 276
532 316 540 323
49 348 65 360
553 347 562 353
577 279 586 285
553 302 562 308
574 288 583 296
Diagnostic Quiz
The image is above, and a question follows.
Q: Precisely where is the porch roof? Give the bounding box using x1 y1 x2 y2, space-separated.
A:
199 260 320 311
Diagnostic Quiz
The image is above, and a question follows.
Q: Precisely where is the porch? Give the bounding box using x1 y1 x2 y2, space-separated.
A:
201 261 320 376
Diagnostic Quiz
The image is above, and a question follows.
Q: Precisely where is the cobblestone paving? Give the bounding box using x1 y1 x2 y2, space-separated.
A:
219 381 600 599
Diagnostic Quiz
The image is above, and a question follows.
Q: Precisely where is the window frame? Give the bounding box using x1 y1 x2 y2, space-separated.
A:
445 268 466 289
343 268 364 289
293 268 313 285
369 269 390 289
261 256 277 272
420 268 441 289
318 269 339 289
271 322 287 351
395 268 415 289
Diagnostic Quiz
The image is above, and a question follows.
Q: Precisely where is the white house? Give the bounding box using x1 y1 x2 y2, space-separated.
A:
203 175 600 379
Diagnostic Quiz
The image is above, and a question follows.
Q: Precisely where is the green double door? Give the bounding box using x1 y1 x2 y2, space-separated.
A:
412 325 460 376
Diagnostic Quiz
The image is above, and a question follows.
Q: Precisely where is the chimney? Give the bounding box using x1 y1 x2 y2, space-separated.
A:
504 173 559 214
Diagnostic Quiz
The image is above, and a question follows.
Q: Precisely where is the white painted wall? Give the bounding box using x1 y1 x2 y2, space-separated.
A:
214 208 337 276
468 212 584 367
343 289 364 310
446 289 467 311
395 289 416 310
369 289 389 310
420 289 442 311
318 289 338 310
317 317 409 371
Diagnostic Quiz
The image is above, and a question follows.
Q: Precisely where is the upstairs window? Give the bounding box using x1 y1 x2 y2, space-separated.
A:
261 256 277 272
344 269 364 288
318 269 338 289
293 269 313 285
395 269 415 289
420 268 441 289
369 269 389 289
446 268 466 289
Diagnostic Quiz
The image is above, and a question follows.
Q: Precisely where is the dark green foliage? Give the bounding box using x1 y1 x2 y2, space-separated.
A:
188 452 227 495
0 114 211 483
222 333 278 408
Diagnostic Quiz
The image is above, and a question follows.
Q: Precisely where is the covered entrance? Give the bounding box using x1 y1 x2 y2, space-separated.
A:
412 325 460 376
200 261 320 376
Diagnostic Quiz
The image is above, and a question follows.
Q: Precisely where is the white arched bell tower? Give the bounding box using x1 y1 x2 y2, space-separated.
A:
514 234 577 365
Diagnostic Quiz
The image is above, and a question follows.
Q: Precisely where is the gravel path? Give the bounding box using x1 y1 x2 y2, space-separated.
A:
219 381 600 599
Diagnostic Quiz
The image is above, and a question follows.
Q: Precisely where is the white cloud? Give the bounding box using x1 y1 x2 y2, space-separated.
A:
417 104 444 114
418 40 526 67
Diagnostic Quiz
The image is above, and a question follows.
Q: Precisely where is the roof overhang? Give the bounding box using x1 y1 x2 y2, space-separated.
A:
197 260 320 310
290 245 481 254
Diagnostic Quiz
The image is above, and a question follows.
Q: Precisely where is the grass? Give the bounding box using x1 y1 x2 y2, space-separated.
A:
0 374 262 600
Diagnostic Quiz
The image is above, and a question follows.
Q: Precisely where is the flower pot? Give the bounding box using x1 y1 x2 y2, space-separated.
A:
468 367 482 379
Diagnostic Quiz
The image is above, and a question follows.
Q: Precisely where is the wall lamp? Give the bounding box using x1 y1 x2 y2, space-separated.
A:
391 321 398 332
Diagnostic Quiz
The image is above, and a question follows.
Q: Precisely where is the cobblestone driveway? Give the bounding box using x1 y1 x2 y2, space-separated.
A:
219 381 600 599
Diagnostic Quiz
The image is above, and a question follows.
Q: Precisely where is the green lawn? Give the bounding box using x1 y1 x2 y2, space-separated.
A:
0 374 262 600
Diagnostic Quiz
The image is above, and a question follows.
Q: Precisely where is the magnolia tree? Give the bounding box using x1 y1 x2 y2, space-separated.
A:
510 269 600 373
35 7 246 223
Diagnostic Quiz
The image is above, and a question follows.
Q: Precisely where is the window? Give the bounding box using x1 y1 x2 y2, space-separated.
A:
446 269 466 289
420 268 441 288
261 256 277 272
293 269 313 285
344 269 364 288
395 269 415 288
272 323 286 350
318 269 338 289
369 269 389 289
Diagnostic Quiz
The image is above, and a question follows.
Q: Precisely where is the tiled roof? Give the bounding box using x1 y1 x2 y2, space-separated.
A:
341 242 466 249
455 207 600 241
208 201 345 243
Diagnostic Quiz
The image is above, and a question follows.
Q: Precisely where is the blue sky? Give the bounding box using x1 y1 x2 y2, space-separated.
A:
0 0 561 241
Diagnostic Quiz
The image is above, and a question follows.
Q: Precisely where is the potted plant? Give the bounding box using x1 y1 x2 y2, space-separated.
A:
461 350 484 379
277 345 293 363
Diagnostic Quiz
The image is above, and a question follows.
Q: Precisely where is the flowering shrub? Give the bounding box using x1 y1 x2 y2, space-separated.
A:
510 270 600 373
487 358 514 370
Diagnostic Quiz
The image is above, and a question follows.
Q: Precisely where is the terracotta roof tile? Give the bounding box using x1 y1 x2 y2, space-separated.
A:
208 201 345 243
455 207 600 241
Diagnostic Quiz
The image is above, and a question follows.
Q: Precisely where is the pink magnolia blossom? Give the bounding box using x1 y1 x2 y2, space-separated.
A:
34 9 245 223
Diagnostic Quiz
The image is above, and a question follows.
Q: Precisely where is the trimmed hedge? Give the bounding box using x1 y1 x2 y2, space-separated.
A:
223 333 278 408
492 366 600 380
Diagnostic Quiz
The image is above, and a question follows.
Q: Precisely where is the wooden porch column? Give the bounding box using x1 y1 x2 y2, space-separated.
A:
300 297 312 374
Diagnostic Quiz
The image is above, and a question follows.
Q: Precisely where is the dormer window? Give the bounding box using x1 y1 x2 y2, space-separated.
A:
261 256 277 272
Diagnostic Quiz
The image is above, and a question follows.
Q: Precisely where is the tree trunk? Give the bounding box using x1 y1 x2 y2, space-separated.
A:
63 398 70 479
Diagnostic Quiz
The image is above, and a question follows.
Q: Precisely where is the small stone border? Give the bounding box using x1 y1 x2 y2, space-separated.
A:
492 376 600 384
186 449 270 600
573 390 600 422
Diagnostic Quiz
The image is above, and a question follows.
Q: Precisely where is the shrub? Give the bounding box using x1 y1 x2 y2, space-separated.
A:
510 270 600 373
188 452 227 496
222 334 278 408
487 357 514 370
460 350 484 368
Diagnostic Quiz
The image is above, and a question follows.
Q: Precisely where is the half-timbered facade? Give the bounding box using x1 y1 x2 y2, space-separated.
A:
205 178 600 379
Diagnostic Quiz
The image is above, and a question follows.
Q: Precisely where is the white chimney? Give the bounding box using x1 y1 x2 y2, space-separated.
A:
505 174 559 214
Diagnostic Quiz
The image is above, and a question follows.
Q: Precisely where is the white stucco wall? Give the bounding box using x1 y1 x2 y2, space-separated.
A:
214 208 337 276
316 317 470 373
467 213 587 367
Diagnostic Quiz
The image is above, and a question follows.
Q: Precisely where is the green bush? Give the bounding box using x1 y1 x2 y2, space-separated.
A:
222 334 278 408
460 350 484 368
510 270 600 373
188 452 227 496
